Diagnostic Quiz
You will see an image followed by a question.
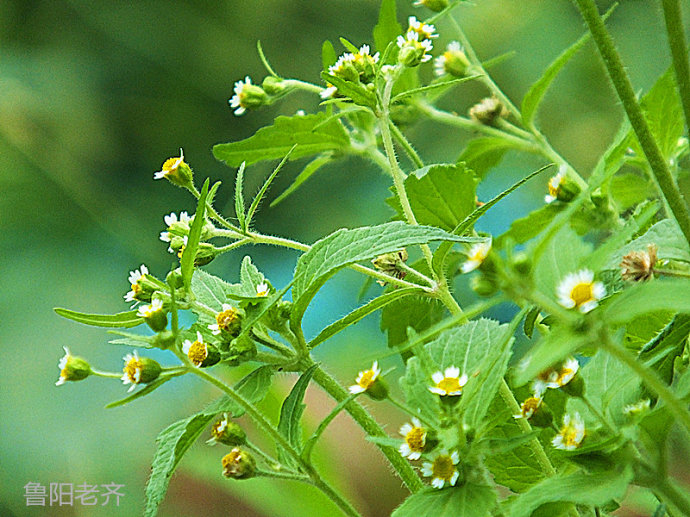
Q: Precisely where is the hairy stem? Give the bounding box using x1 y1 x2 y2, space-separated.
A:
574 0 690 247
660 0 690 134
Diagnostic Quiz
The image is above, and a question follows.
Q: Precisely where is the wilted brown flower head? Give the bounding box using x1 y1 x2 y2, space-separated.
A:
621 244 658 282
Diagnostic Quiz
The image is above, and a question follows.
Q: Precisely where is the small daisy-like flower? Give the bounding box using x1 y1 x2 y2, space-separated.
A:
545 170 566 203
513 395 543 420
461 240 491 273
556 269 606 313
56 347 91 386
349 361 382 394
229 76 268 116
624 399 651 417
407 16 438 40
421 450 460 489
222 448 256 479
255 282 270 297
208 303 241 335
397 31 434 64
121 350 162 392
552 413 586 450
434 41 467 77
182 331 221 368
399 418 427 460
154 150 185 181
159 211 191 242
124 264 149 303
532 357 580 395
230 76 252 116
207 413 247 446
136 298 163 318
320 84 338 99
621 244 658 282
137 299 167 332
429 366 468 397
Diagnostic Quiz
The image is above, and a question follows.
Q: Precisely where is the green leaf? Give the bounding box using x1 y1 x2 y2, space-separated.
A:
320 72 377 109
392 484 496 517
181 178 209 290
144 365 274 517
623 311 673 351
277 365 318 466
639 314 690 384
290 222 483 325
270 153 334 207
387 163 476 231
309 287 423 349
506 467 633 517
382 295 445 359
604 279 690 324
322 40 337 70
610 172 653 210
302 393 358 462
213 113 350 167
532 224 591 297
607 219 690 269
373 0 401 55
190 269 233 312
391 75 480 103
495 204 564 249
234 162 246 232
239 255 266 291
105 377 172 408
237 281 294 340
54 308 143 328
457 136 526 179
245 145 296 229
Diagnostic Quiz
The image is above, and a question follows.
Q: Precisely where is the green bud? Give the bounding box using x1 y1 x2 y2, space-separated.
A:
154 152 194 189
398 44 424 68
56 347 92 386
239 83 269 110
557 176 581 202
209 414 247 446
510 252 532 276
262 76 287 96
471 275 498 297
222 448 256 480
153 330 176 349
193 243 217 267
439 44 470 77
389 103 421 127
166 268 184 289
414 0 449 12
123 352 162 388
365 377 389 401
225 334 257 365
136 299 168 332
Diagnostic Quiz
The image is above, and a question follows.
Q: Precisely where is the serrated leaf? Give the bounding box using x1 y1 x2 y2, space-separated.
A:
392 484 496 517
290 222 484 325
213 113 350 167
245 145 295 229
191 269 233 312
54 308 143 328
604 279 690 324
639 315 690 384
181 179 209 289
457 136 526 179
623 311 673 350
270 154 334 207
144 365 274 517
234 162 246 232
506 467 633 517
391 75 480 103
382 295 445 360
239 255 266 291
277 365 318 467
495 204 565 249
105 377 172 409
373 0 401 56
309 287 423 349
387 163 476 231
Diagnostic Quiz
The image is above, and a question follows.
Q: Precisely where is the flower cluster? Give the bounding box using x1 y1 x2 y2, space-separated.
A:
397 16 436 67
321 44 380 100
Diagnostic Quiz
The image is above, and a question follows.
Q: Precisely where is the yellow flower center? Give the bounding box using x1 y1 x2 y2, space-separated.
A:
521 397 541 418
358 370 377 389
131 283 142 296
560 425 582 448
212 419 227 439
548 178 561 197
556 367 575 386
405 427 426 452
437 377 461 394
570 282 594 307
187 341 208 366
216 308 238 331
124 359 143 383
162 156 182 174
432 455 455 481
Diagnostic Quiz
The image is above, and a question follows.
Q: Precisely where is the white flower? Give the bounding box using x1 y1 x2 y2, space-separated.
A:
545 170 566 203
421 450 460 489
320 85 338 99
355 44 380 63
55 347 72 386
513 395 543 420
461 240 491 273
208 303 239 335
407 16 438 40
256 282 269 297
552 413 586 450
429 366 468 396
397 31 434 63
124 264 149 303
160 211 191 242
121 351 142 392
154 150 184 181
136 298 163 319
399 417 427 460
207 413 230 446
349 361 382 394
328 53 355 75
229 76 252 116
532 357 580 396
556 269 606 313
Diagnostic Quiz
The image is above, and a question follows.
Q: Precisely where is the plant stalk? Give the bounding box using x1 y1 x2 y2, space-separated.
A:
660 0 690 134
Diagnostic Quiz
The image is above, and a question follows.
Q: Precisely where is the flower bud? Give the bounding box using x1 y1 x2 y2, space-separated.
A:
225 334 257 365
152 330 176 350
193 243 217 267
230 76 268 116
56 347 92 386
510 252 532 276
121 351 162 392
621 244 657 282
136 299 168 332
166 268 184 289
469 97 507 126
183 332 221 368
222 448 256 479
413 0 449 12
208 414 247 446
470 275 498 297
262 76 287 96
398 42 425 68
153 150 194 189
434 42 470 77
209 304 243 337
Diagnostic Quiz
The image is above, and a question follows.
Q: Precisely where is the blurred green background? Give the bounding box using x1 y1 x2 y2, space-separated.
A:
1 0 688 515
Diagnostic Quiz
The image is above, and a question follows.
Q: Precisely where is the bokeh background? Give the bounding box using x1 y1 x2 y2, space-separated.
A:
2 0 689 515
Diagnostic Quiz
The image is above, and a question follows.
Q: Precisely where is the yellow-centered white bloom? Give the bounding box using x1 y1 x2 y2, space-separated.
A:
208 303 240 335
513 395 543 420
532 357 580 396
434 41 461 77
159 211 191 242
136 298 164 318
256 282 270 297
229 76 253 116
429 366 468 397
421 450 460 489
461 240 491 273
349 361 382 394
124 264 149 303
545 170 566 203
552 412 586 450
399 417 427 460
396 31 434 63
406 16 438 40
154 150 184 181
556 269 606 313
182 331 207 367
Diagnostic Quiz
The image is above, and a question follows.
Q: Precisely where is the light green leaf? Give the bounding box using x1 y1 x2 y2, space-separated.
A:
277 365 318 466
191 269 233 312
320 72 377 108
234 162 246 232
623 311 673 350
322 40 337 70
604 279 690 324
213 113 350 167
532 224 591 296
639 314 690 384
392 484 496 517
239 255 266 291
457 136 526 178
54 308 143 328
270 154 334 207
610 172 653 210
606 219 690 269
387 164 476 231
144 365 274 517
290 222 483 325
105 377 172 409
495 204 564 248
181 178 209 290
245 145 296 228
507 467 633 517
309 287 423 349
373 0 401 56
391 75 480 103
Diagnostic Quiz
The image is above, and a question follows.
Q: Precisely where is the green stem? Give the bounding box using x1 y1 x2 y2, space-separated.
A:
389 121 424 169
245 440 283 469
282 79 325 95
660 0 690 135
574 0 690 247
189 367 361 517
189 184 243 235
90 369 124 379
255 469 310 482
600 330 690 439
310 363 424 493
651 477 690 517
654 268 690 279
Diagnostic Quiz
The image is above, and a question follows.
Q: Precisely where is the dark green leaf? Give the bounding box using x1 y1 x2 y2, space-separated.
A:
457 136 526 179
277 365 318 466
105 377 172 408
213 113 350 167
54 308 143 328
639 315 690 384
373 0 401 55
181 178 209 290
495 204 564 249
392 484 496 517
320 72 377 109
